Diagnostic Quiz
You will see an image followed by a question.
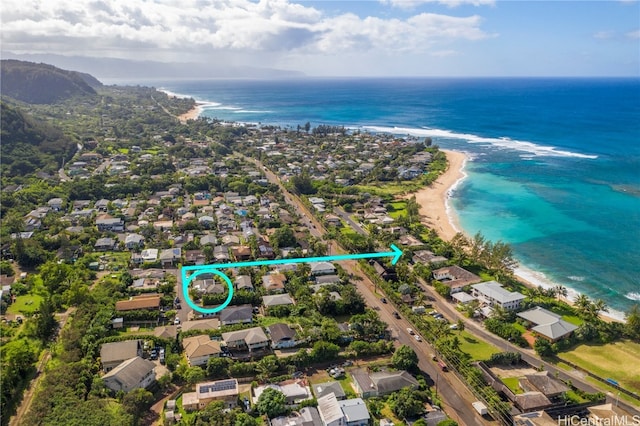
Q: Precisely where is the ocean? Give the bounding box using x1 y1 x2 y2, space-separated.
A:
154 77 640 319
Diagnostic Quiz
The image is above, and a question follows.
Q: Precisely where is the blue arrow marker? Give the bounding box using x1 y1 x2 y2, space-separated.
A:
181 244 402 314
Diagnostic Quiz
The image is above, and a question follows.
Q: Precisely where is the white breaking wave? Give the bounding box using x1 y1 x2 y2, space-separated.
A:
514 265 626 321
360 125 598 159
568 275 585 282
233 110 273 114
157 88 193 99
625 292 640 301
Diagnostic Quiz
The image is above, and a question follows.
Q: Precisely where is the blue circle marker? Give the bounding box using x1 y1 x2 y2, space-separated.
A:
182 269 234 314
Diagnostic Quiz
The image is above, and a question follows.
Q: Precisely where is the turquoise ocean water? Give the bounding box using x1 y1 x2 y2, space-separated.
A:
153 78 639 318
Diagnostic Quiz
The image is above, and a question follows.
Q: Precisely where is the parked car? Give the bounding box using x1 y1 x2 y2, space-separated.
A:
174 317 181 325
407 328 414 335
414 335 422 342
381 297 387 304
393 311 401 319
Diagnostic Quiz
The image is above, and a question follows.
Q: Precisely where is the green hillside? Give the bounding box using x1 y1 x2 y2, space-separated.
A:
0 60 99 104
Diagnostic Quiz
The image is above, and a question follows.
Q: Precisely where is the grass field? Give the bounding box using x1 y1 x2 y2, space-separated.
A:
457 330 501 361
559 340 640 394
501 377 522 394
548 305 583 326
388 201 407 219
7 293 44 315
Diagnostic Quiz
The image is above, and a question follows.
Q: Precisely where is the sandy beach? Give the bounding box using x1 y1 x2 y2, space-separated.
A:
411 149 467 242
177 104 203 123
411 150 623 323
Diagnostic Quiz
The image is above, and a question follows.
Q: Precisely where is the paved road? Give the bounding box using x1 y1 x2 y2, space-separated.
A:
334 207 367 236
413 280 640 416
248 155 490 425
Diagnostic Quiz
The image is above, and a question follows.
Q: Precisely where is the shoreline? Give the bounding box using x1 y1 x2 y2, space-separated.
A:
411 149 468 242
410 150 624 323
177 103 204 123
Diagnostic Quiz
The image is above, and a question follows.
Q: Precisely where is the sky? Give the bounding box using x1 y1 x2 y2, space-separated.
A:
1 0 639 77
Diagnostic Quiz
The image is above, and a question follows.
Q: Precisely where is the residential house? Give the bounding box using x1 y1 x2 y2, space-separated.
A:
588 403 637 426
267 323 297 349
516 307 578 342
317 394 370 426
183 334 222 366
154 325 178 340
271 407 322 426
182 379 239 411
219 304 253 326
181 319 220 332
184 250 206 265
102 356 156 393
95 237 117 251
200 234 218 246
222 327 270 353
262 294 295 311
115 294 161 312
235 275 254 291
100 340 143 372
312 382 346 400
519 371 569 398
262 273 286 293
310 262 336 276
471 281 525 311
125 233 145 250
514 392 551 412
231 245 252 261
96 216 124 232
411 250 448 266
253 379 312 407
432 265 482 294
159 248 181 267
350 369 419 398
95 199 110 211
47 198 64 211
213 245 230 261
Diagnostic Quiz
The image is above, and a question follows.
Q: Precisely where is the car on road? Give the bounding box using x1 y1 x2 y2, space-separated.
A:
407 328 414 335
393 311 401 319
381 297 387 304
174 317 181 325
414 334 422 342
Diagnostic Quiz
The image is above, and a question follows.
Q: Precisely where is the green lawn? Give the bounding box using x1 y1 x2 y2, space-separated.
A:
559 340 640 394
7 293 44 315
457 330 501 361
388 201 407 219
501 377 522 394
584 376 640 407
512 323 527 333
548 305 584 326
380 405 404 425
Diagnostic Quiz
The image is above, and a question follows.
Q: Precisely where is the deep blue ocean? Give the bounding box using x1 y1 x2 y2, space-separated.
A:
154 78 639 318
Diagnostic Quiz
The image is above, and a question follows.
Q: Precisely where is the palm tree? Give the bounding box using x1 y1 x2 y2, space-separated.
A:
574 294 591 317
593 299 608 313
554 285 568 301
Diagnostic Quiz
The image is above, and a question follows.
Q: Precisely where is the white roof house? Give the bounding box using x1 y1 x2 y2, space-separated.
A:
471 281 525 310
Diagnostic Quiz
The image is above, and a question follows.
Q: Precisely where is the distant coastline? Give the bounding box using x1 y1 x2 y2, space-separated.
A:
177 103 203 123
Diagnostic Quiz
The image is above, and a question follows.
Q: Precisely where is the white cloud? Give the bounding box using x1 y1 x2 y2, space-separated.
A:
627 29 640 39
381 0 495 9
593 31 614 39
0 0 492 60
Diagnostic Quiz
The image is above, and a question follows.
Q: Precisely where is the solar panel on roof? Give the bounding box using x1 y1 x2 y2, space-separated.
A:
199 379 236 394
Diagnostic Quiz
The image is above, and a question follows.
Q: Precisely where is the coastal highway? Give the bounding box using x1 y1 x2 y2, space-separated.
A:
417 280 640 416
244 154 491 426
